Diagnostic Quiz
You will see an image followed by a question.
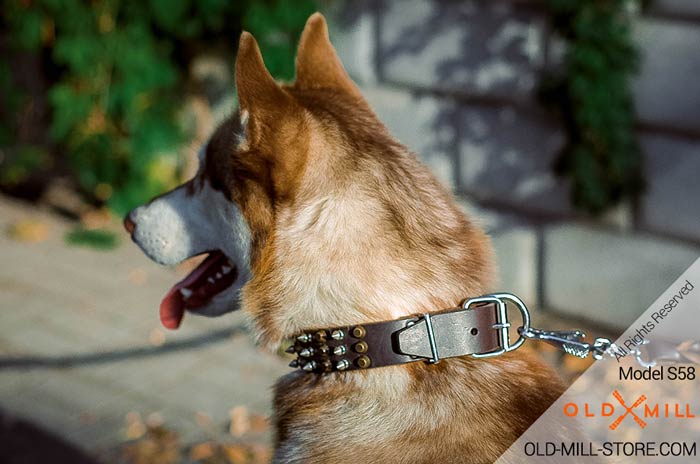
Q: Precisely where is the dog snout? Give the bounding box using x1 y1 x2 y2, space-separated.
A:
123 212 136 235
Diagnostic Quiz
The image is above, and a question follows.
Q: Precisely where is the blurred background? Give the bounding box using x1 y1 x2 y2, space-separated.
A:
1 0 699 462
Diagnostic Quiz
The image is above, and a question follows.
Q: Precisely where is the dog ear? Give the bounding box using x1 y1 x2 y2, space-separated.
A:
235 31 294 142
295 13 361 97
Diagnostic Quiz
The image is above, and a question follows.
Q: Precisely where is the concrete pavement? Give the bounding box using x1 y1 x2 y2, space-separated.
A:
0 195 288 461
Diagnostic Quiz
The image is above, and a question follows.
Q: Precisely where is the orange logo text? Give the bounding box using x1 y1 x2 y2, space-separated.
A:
563 391 695 430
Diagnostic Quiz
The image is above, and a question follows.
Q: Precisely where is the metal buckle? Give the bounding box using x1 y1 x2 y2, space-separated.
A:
420 312 440 364
464 293 530 358
415 293 530 363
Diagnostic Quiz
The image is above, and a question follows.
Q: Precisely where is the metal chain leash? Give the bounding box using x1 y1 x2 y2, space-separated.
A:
518 327 618 360
517 326 700 367
631 339 700 368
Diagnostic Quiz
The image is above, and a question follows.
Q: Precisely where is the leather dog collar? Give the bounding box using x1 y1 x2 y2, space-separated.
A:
287 294 531 374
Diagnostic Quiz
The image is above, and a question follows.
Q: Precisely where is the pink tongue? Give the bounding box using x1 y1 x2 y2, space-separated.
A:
158 253 227 330
160 287 185 330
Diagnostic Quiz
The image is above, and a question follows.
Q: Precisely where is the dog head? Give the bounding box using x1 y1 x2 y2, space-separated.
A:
124 13 364 330
124 112 252 329
126 13 493 342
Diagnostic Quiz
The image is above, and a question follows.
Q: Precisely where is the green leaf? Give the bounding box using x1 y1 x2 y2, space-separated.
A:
9 8 44 50
65 227 120 251
543 0 643 214
148 0 191 34
3 0 318 216
47 83 94 141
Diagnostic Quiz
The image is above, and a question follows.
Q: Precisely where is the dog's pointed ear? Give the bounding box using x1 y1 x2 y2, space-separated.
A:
295 13 361 97
235 31 293 139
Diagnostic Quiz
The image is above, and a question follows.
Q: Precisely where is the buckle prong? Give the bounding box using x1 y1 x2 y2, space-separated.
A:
464 293 530 358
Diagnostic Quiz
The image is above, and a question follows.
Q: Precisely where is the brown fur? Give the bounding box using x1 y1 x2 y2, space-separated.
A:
209 13 564 463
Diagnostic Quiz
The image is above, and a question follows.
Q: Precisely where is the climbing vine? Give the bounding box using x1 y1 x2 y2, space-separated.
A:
540 0 646 214
0 0 317 215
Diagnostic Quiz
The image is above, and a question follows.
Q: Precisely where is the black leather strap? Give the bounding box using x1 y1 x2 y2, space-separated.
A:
288 301 502 373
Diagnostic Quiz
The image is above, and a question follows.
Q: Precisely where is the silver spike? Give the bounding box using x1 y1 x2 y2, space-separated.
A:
336 359 350 371
285 345 296 354
333 345 347 356
331 329 345 341
289 359 299 368
296 333 312 343
299 347 315 358
302 361 318 372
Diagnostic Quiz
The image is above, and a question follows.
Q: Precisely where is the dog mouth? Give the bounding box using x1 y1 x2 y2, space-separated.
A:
159 251 238 330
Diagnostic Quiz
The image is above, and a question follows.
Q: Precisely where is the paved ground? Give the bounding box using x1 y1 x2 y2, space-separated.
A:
0 196 288 462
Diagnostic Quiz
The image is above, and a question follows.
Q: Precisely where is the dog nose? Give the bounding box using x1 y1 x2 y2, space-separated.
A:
123 213 136 235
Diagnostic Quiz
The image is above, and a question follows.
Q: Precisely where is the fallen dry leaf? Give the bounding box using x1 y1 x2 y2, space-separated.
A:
249 414 269 434
222 444 249 464
149 328 166 347
122 423 180 464
228 406 250 437
146 412 164 428
249 443 272 464
125 411 146 440
8 219 49 243
128 267 149 286
190 442 216 461
80 207 112 229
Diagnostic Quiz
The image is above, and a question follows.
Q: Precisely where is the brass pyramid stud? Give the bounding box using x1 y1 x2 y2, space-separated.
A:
353 341 369 353
351 326 366 338
356 355 371 369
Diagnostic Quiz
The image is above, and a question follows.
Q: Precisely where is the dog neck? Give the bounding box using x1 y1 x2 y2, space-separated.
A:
243 173 495 352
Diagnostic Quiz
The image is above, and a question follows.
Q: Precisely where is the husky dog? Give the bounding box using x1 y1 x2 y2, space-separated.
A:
125 13 564 463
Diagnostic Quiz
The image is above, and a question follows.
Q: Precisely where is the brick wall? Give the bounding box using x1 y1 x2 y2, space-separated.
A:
328 0 700 330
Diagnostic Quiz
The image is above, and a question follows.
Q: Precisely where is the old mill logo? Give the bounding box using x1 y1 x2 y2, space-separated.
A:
609 390 647 430
564 390 696 430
